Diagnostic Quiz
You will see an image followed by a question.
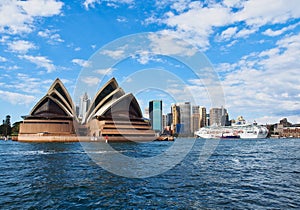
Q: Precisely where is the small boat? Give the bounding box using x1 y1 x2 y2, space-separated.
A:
155 135 174 141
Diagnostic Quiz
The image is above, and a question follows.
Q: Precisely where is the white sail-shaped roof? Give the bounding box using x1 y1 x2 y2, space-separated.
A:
48 78 75 112
94 93 143 120
83 87 125 123
29 78 76 118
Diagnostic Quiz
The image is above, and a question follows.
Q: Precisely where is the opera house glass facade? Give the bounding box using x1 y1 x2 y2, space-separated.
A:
18 78 156 142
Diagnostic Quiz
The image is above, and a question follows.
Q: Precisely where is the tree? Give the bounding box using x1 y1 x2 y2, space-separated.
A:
11 121 22 136
0 115 12 136
5 115 11 127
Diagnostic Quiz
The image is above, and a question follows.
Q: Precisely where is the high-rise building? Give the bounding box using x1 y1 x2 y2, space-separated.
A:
162 114 167 130
171 104 180 133
144 107 149 119
166 113 172 127
209 107 228 126
149 100 162 132
177 102 191 135
79 92 90 120
191 105 200 133
191 106 207 132
206 113 210 126
199 106 206 127
76 105 80 117
224 113 231 126
192 106 200 115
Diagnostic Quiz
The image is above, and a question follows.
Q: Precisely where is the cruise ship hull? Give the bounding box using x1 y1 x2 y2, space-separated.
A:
195 124 268 139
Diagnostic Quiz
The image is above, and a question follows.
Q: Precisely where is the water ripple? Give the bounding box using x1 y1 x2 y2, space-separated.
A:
0 139 299 209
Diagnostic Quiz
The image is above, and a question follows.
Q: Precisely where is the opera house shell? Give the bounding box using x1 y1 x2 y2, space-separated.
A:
18 78 156 142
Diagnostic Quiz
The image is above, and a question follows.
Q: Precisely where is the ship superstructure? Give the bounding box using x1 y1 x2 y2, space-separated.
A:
195 116 268 139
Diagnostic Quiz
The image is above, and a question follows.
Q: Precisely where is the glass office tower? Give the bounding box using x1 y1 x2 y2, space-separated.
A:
149 100 162 132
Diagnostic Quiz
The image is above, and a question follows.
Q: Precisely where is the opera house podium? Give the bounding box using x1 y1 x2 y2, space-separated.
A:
18 78 156 142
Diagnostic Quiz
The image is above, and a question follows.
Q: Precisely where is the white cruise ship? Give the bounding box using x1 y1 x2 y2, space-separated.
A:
195 116 268 139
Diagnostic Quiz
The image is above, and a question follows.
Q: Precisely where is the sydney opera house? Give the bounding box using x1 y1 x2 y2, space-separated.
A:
18 78 156 142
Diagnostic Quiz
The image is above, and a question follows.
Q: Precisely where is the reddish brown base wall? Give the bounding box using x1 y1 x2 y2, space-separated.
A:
16 135 155 142
18 134 80 142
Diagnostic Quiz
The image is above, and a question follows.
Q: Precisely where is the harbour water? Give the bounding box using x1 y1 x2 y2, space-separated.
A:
0 138 299 209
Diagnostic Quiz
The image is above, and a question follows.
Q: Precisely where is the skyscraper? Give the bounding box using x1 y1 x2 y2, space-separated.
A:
79 92 90 120
206 113 210 126
199 106 207 127
149 100 162 132
177 102 191 135
171 104 180 133
144 107 149 119
166 113 172 127
162 114 167 130
191 105 200 133
209 106 228 126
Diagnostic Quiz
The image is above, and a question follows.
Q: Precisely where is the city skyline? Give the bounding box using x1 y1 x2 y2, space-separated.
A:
0 0 300 125
148 99 245 135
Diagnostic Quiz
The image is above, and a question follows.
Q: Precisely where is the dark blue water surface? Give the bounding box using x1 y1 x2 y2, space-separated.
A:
0 138 299 209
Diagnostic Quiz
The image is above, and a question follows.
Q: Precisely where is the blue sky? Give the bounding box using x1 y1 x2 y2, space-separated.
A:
0 0 300 124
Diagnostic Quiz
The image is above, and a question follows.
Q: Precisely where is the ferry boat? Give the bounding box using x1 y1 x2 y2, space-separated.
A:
195 116 268 139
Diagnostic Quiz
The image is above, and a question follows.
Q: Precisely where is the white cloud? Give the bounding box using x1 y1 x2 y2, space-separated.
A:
163 4 232 49
130 50 164 65
18 0 64 17
100 48 126 59
152 0 300 49
83 0 134 10
19 55 56 73
72 59 90 67
11 65 20 70
60 78 72 85
262 22 300 37
5 73 51 94
38 29 64 44
116 16 127 23
124 77 133 83
0 90 35 105
94 68 114 75
222 0 243 8
0 0 64 34
218 27 238 41
132 51 152 65
219 32 300 123
83 0 100 9
0 1 32 34
38 30 52 38
148 31 197 56
7 40 37 53
0 36 9 43
234 0 300 27
263 28 284 37
259 33 300 70
98 32 198 64
217 26 258 42
225 40 238 48
6 65 20 71
81 76 100 86
170 0 191 13
0 56 7 62
235 27 258 38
